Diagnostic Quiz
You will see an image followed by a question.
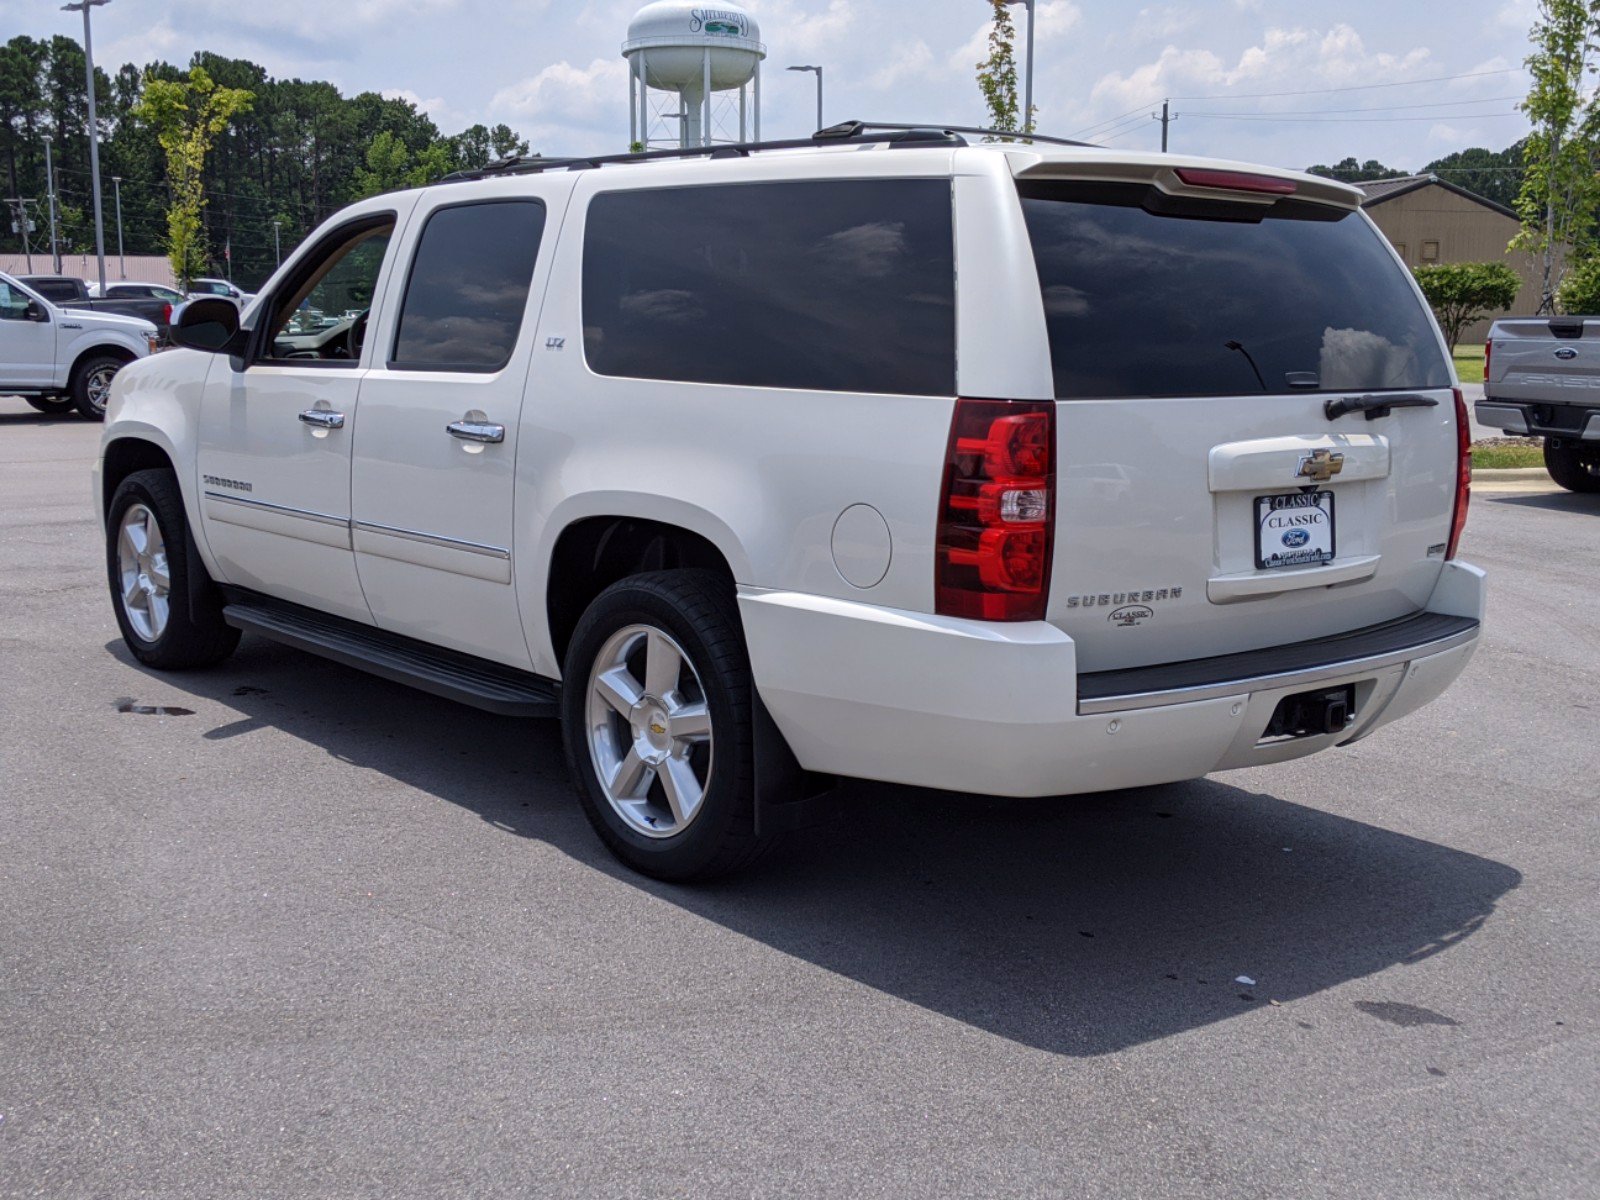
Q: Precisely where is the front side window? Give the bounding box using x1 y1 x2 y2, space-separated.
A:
582 178 956 396
1019 180 1452 399
261 218 395 364
0 281 35 321
390 200 546 372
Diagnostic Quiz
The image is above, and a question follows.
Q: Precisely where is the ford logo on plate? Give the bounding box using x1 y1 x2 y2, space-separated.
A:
1556 347 1579 360
1282 528 1312 548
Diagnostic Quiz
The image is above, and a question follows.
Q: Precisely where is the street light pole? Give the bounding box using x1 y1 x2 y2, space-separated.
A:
112 176 124 277
63 0 111 295
1001 0 1035 135
44 136 61 273
787 65 822 133
273 219 282 266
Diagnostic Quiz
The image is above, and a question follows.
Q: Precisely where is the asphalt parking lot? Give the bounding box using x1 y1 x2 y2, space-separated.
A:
1 398 1596 1199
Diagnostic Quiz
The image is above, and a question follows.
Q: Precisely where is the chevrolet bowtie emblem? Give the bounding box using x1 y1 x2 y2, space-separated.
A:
1297 449 1345 483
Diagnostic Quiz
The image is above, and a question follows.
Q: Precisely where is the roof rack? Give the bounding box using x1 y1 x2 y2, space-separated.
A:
438 120 1094 183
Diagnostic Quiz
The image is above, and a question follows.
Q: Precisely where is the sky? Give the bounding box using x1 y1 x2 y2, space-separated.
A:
3 0 1543 172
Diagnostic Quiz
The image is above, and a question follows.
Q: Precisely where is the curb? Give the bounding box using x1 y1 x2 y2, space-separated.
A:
1473 467 1549 479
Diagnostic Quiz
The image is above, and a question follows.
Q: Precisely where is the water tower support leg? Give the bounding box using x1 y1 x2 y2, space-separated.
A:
629 66 638 147
703 49 713 146
739 83 747 142
753 61 761 142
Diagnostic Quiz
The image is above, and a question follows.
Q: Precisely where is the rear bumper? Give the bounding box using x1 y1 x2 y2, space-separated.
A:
1476 399 1600 440
741 561 1485 797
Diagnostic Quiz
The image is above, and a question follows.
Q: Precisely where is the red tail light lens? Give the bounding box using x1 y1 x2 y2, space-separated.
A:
1174 167 1298 195
1483 339 1492 385
1447 388 1471 560
936 398 1056 621
163 303 173 325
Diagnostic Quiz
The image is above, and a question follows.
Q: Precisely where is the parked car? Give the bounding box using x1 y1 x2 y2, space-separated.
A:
93 124 1485 881
1477 316 1600 492
89 280 187 307
19 274 173 344
0 271 158 419
187 277 255 308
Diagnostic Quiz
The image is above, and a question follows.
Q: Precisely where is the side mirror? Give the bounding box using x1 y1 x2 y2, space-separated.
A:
170 297 244 354
23 300 47 322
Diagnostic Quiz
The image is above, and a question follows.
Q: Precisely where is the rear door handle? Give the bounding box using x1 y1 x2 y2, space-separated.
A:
447 419 505 444
298 408 345 430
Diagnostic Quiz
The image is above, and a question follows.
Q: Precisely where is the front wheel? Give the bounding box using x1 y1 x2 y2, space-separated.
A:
560 570 771 882
1545 439 1600 493
106 469 240 669
72 352 127 421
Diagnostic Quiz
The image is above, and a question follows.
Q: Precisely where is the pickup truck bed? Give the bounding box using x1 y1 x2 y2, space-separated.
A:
18 275 172 343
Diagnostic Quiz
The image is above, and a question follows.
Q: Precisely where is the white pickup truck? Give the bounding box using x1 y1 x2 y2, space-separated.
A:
92 124 1485 880
1477 316 1600 492
1 271 159 419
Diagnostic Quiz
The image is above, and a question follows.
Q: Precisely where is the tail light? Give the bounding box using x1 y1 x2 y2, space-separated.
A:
162 303 173 325
1483 339 1492 384
1447 388 1471 560
936 398 1056 621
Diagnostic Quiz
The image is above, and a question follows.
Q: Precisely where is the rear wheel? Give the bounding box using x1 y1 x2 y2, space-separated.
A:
1545 439 1600 493
560 569 771 882
106 469 240 669
72 352 126 421
25 395 75 415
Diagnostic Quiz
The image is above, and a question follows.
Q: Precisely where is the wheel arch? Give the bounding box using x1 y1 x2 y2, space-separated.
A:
69 340 137 386
100 436 178 519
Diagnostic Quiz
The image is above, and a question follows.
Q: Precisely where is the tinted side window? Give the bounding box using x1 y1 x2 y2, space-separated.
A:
391 200 547 372
1019 181 1452 399
0 281 33 320
583 179 956 395
28 279 75 301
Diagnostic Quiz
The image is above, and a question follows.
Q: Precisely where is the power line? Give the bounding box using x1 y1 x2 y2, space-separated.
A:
1166 66 1523 103
1185 111 1527 124
1192 95 1522 116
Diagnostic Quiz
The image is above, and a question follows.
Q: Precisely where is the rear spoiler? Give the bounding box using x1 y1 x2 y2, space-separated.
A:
1010 156 1363 211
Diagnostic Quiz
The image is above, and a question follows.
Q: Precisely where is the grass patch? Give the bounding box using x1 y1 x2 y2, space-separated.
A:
1472 443 1543 469
1453 344 1485 385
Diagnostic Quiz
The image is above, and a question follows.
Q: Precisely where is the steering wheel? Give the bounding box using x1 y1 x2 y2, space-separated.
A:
347 310 370 360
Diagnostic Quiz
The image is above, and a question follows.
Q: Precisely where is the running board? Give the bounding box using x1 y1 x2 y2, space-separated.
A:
222 595 560 718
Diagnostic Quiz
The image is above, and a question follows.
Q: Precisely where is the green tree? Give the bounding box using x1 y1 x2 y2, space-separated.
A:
1306 156 1410 183
975 0 1031 138
1513 0 1600 313
1420 142 1527 209
135 65 253 288
1413 261 1522 349
1556 254 1600 312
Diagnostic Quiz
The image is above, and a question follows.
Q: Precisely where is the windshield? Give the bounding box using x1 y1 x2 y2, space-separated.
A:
1019 180 1452 399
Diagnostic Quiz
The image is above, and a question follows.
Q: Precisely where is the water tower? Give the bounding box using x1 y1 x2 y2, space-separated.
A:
623 2 766 149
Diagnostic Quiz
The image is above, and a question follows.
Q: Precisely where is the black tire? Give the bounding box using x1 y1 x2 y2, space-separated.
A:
106 468 241 670
560 569 772 882
1545 439 1600 493
25 395 76 415
71 352 127 421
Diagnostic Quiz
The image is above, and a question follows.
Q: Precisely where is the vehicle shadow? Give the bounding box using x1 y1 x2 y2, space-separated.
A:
1484 489 1600 515
0 410 82 427
107 635 1521 1058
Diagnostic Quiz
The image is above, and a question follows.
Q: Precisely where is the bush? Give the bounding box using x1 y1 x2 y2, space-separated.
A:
1412 261 1521 349
1557 256 1600 315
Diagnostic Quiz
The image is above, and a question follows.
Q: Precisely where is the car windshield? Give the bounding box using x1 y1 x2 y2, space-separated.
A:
1019 180 1452 399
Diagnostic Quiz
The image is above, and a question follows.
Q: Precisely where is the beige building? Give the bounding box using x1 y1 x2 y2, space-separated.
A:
1355 174 1543 343
0 253 177 291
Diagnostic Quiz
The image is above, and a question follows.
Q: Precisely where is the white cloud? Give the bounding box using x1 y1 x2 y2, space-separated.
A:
490 57 630 131
870 40 934 90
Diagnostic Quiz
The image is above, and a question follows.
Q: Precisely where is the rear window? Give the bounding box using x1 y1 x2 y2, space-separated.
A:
1019 180 1452 399
582 179 955 395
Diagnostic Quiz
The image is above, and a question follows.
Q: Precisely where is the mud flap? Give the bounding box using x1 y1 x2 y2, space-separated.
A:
752 687 839 836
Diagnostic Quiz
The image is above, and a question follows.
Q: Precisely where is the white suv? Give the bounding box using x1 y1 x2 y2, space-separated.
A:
93 124 1484 880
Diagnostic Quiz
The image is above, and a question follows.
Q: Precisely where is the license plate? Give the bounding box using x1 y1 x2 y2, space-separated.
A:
1255 490 1336 569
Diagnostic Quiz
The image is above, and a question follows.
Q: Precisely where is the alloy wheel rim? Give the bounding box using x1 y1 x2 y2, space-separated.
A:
116 503 170 641
585 623 714 839
86 365 117 413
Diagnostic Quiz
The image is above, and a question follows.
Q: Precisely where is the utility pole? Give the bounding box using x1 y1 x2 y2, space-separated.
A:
112 176 124 278
6 198 38 272
787 65 823 132
62 0 111 295
1155 99 1175 152
1003 0 1036 135
44 137 61 273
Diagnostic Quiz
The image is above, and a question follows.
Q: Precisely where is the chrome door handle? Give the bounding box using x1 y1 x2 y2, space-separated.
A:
447 419 505 444
298 408 345 430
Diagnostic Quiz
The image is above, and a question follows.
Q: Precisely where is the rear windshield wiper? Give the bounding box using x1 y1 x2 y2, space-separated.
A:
1324 393 1440 422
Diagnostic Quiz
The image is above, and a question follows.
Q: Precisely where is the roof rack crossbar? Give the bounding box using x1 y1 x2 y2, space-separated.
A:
437 118 1094 184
